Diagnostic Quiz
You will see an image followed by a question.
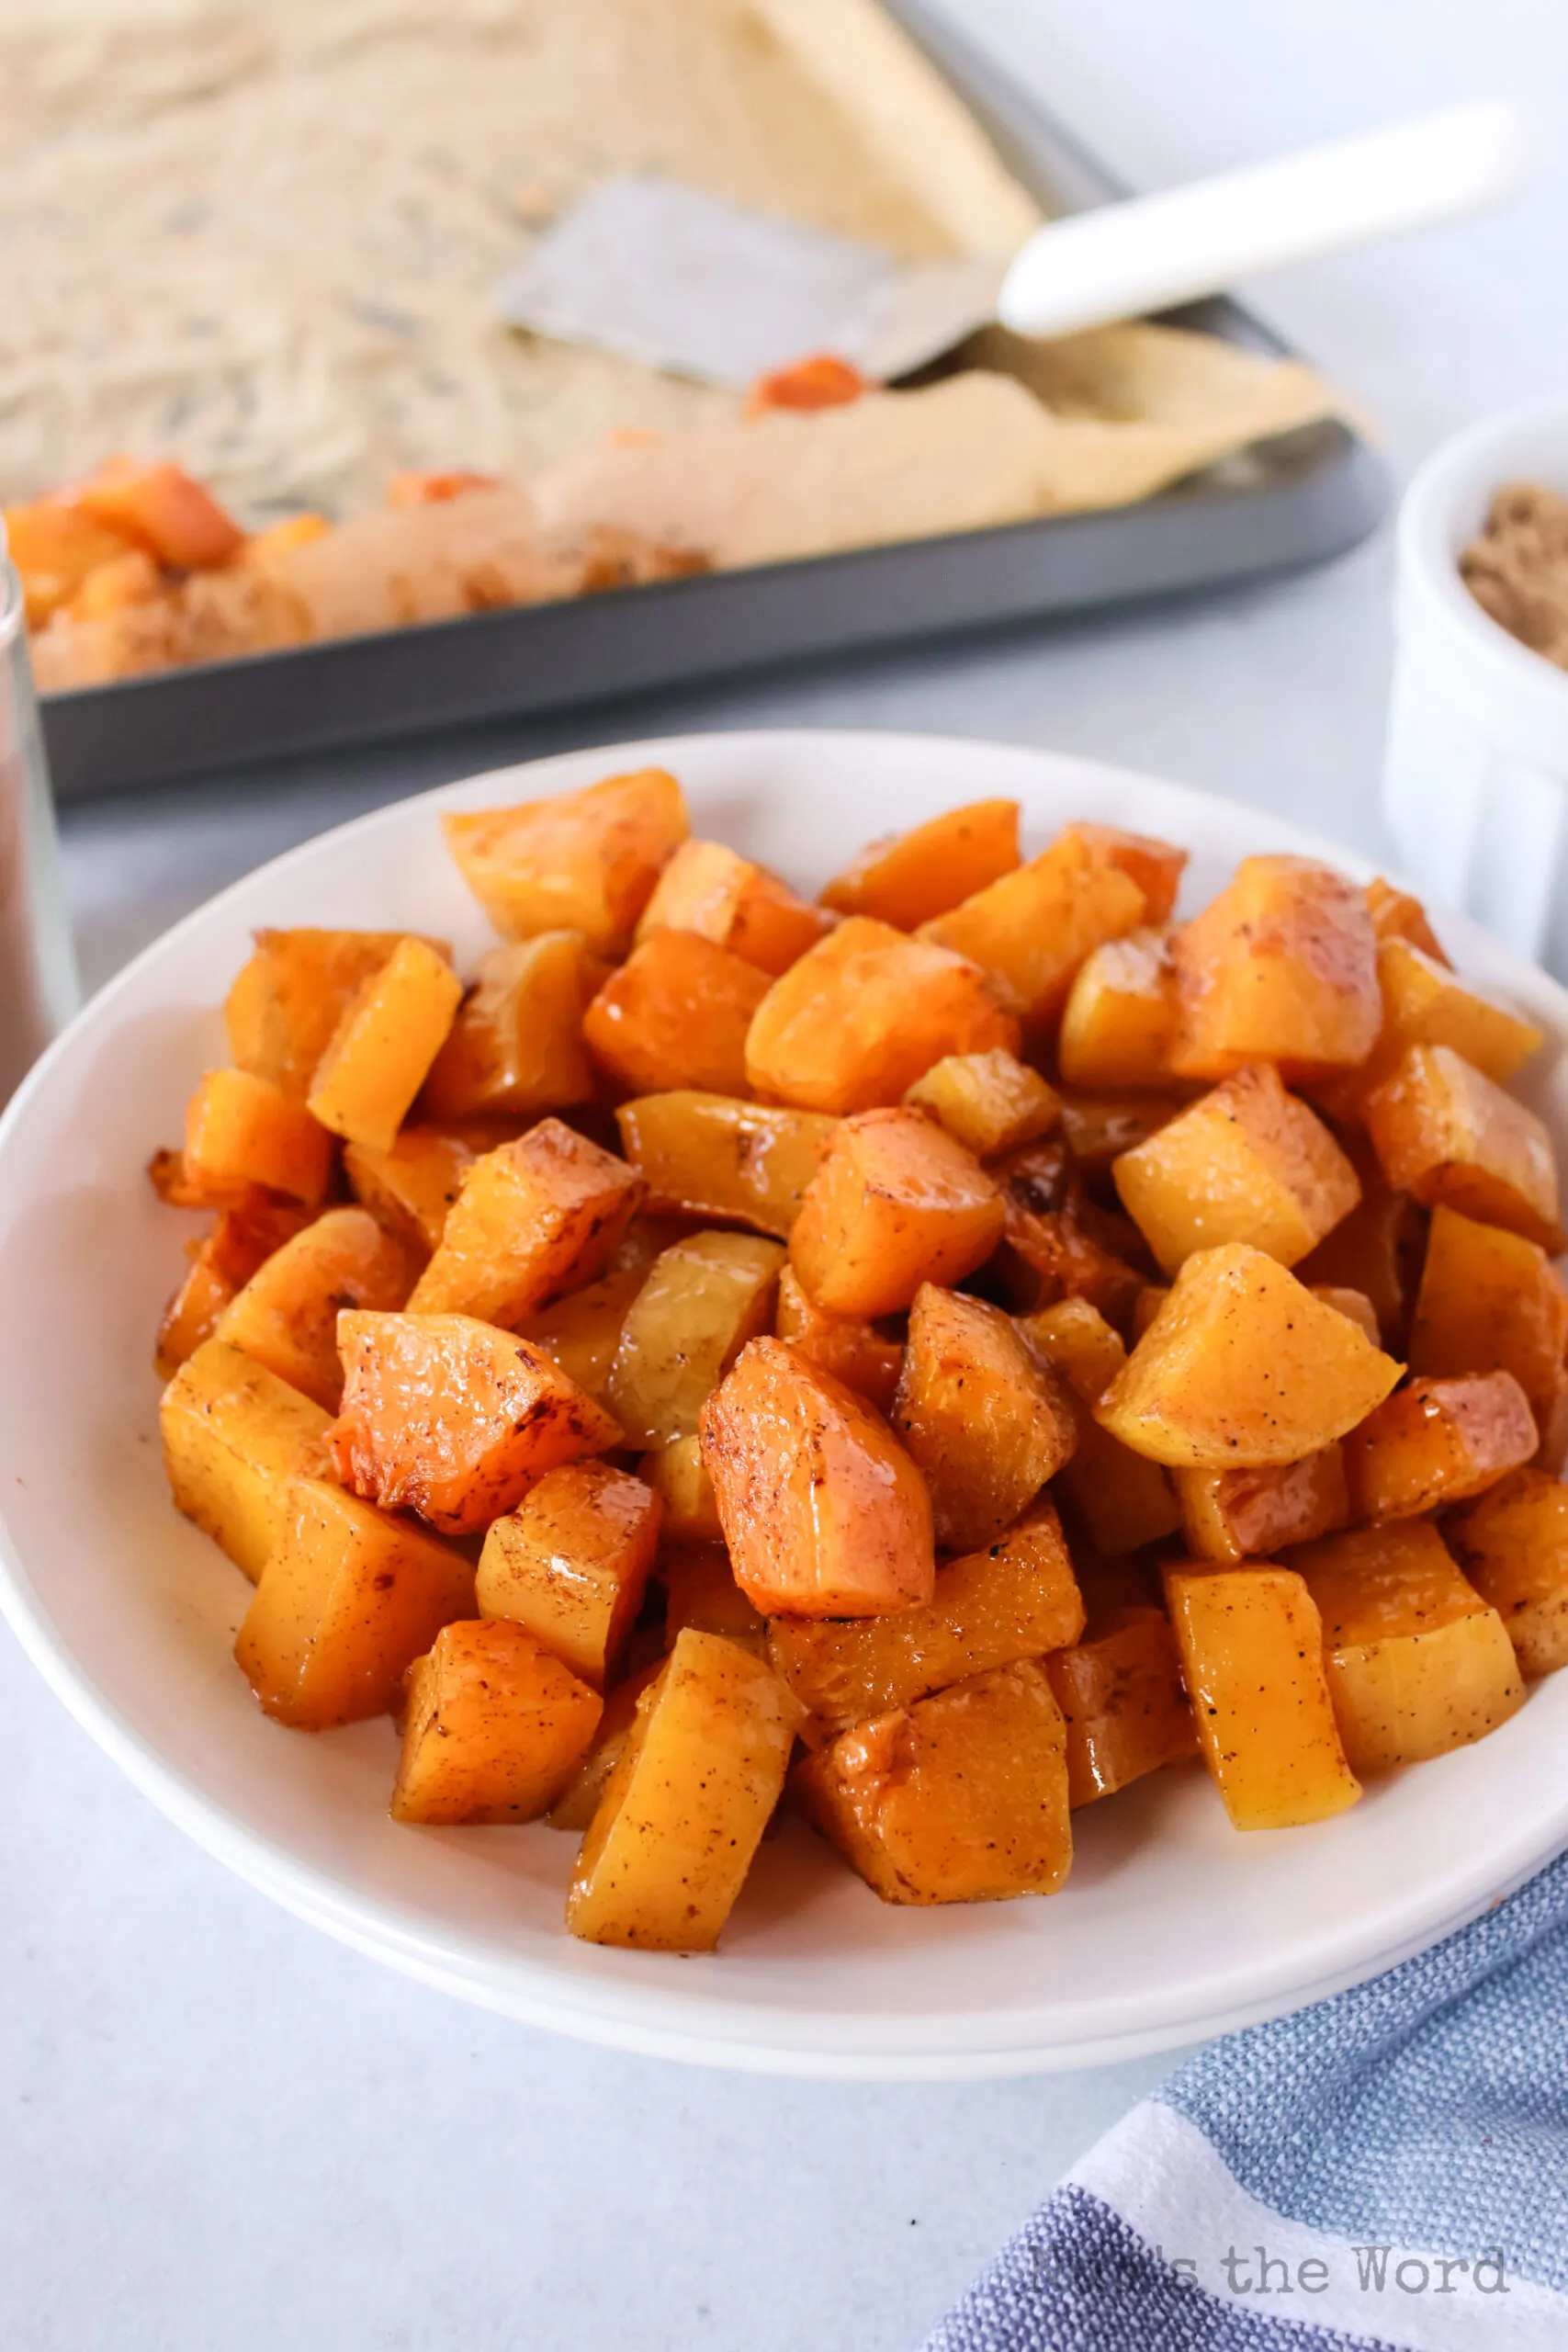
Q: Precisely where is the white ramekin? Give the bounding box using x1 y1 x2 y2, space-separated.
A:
1383 399 1568 978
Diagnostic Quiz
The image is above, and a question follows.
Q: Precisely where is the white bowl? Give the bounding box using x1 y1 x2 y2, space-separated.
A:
1384 399 1568 977
3 729 1567 2080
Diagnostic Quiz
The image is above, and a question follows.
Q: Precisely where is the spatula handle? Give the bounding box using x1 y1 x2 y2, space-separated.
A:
998 99 1529 341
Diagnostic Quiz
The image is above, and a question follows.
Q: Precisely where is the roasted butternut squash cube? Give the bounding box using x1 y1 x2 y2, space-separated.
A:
1312 1286 1382 1345
794 1660 1073 1905
1366 876 1450 963
919 831 1148 1029
184 1068 334 1205
745 916 1017 1114
213 1205 421 1410
408 1119 644 1326
638 1436 724 1538
224 928 423 1100
333 1311 622 1535
1408 1204 1568 1464
1175 1446 1348 1566
818 797 1020 930
1448 1469 1568 1675
1096 1244 1403 1467
1296 1137 1421 1346
583 930 772 1098
475 1459 661 1689
147 1145 254 1212
1044 1602 1197 1805
615 1091 836 1237
546 1659 664 1832
635 838 829 974
1164 1562 1361 1829
161 1338 333 1580
306 937 463 1151
1373 938 1541 1084
1058 928 1179 1088
517 1262 648 1406
904 1049 1059 1159
420 933 601 1122
236 1476 475 1726
987 1136 1148 1332
1363 1044 1564 1252
661 1540 766 1651
442 767 690 954
1059 821 1187 923
789 1107 1003 1318
1055 1089 1186 1178
566 1629 799 1950
699 1337 935 1617
892 1284 1077 1550
157 1245 242 1379
768 1500 1082 1728
1171 855 1380 1082
1019 1298 1180 1555
1344 1371 1537 1521
607 1229 785 1445
76 457 243 569
773 1264 902 1413
1289 1521 1524 1772
154 1197 315 1378
344 1124 478 1253
1112 1063 1361 1275
392 1619 603 1824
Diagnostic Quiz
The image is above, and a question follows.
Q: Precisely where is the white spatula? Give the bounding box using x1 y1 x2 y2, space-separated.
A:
493 100 1529 389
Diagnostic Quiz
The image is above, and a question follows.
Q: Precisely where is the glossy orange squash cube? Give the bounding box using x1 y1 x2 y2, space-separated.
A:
1365 876 1450 964
476 1459 661 1689
1058 928 1179 1088
1174 1445 1348 1566
343 1124 479 1254
421 933 602 1122
789 1107 1004 1318
442 767 689 953
225 927 428 1101
892 1283 1077 1550
75 458 243 569
661 1541 766 1650
1363 1044 1563 1252
773 1264 903 1414
306 936 463 1151
1408 1204 1568 1464
918 830 1148 1028
635 838 830 974
1447 1468 1568 1676
408 1119 644 1326
392 1619 603 1824
161 1339 334 1582
615 1091 837 1238
184 1068 334 1205
1171 855 1380 1081
1059 821 1187 922
904 1048 1059 1159
818 797 1020 931
1044 1602 1197 1805
605 1229 785 1445
1343 1371 1538 1521
638 1437 725 1540
1019 1297 1180 1555
216 1204 423 1409
583 929 772 1098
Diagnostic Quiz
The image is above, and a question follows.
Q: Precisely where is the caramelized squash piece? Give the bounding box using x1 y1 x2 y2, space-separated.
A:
161 1338 333 1581
661 1540 766 1651
216 1205 421 1410
1059 821 1187 923
635 838 829 974
1171 855 1380 1082
1363 1043 1564 1252
306 937 464 1151
583 930 772 1097
1164 1561 1361 1829
638 1436 724 1539
1295 1137 1421 1347
1372 937 1541 1085
421 934 602 1122
567 1630 799 1950
1056 1089 1186 1179
1448 1469 1568 1675
818 797 1020 931
1343 1372 1537 1521
154 1197 315 1378
768 1500 1082 1728
1409 1204 1568 1462
236 1476 475 1726
1058 928 1179 1089
918 830 1148 1029
1174 1446 1348 1566
1366 876 1450 963
442 767 690 953
1018 1296 1180 1555
892 1283 1077 1550
615 1091 836 1237
408 1119 644 1326
795 1661 1073 1905
392 1620 603 1824
699 1337 934 1617
773 1264 902 1414
1044 1600 1197 1805
745 915 1017 1114
904 1049 1059 1159
789 1106 1003 1318
1289 1521 1524 1772
1096 1244 1403 1468
333 1310 622 1535
476 1459 661 1690
341 1125 475 1254
517 1262 649 1407
184 1068 334 1205
224 928 421 1099
988 1136 1148 1332
606 1230 785 1445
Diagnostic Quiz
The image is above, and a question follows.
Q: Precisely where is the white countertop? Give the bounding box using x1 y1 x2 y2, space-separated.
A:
16 2 1568 2345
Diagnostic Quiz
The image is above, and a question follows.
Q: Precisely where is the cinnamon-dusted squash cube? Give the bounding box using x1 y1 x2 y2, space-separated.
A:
518 1261 649 1406
154 1197 315 1379
1364 1043 1564 1252
1409 1204 1568 1467
583 930 772 1098
1019 1298 1180 1555
1171 855 1381 1081
1289 1521 1524 1771
476 1459 661 1689
699 1337 935 1617
794 1661 1073 1905
1296 1136 1422 1346
408 1119 644 1326
185 1068 334 1205
1174 1446 1348 1566
1111 1064 1361 1275
333 1311 622 1535
567 1629 800 1950
818 797 1020 931
420 933 602 1123
918 830 1148 1029
216 1204 423 1409
745 916 1017 1114
236 1476 476 1727
662 1541 767 1651
1371 937 1541 1084
225 928 431 1099
892 1284 1077 1550
904 1049 1059 1159
1365 876 1450 963
1343 1371 1538 1521
1044 1600 1197 1805
344 1125 479 1254
773 1265 902 1414
1163 1561 1361 1829
1055 1089 1186 1179
1096 1245 1403 1468
1448 1469 1568 1675
635 838 830 975
547 1658 665 1832
161 1338 333 1581
1059 821 1187 923
392 1620 603 1824
615 1091 836 1237
1058 928 1179 1089
768 1500 1082 1728
606 1230 785 1445
442 766 690 954
306 937 463 1151
789 1107 1003 1318
638 1436 724 1539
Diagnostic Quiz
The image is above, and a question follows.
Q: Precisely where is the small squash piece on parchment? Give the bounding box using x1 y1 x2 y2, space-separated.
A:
1363 1043 1564 1253
161 1337 334 1581
789 1107 1003 1318
566 1629 800 1951
392 1620 603 1825
615 1091 837 1238
635 838 830 975
184 1068 334 1205
583 929 772 1098
1169 854 1381 1083
408 1119 644 1326
819 797 1021 931
1343 1371 1538 1522
307 937 463 1152
1448 1469 1568 1676
215 1204 423 1410
903 1049 1059 1159
892 1283 1077 1551
794 1660 1073 1906
442 767 690 954
475 1459 661 1691
421 933 603 1123
605 1230 785 1446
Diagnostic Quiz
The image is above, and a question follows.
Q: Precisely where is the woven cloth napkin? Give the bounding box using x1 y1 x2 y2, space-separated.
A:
925 1849 1568 2351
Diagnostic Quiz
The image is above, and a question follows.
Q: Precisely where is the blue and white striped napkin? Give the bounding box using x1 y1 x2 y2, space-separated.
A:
926 1851 1568 2350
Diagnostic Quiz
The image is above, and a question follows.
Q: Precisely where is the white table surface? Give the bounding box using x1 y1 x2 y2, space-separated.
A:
15 3 1568 2346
